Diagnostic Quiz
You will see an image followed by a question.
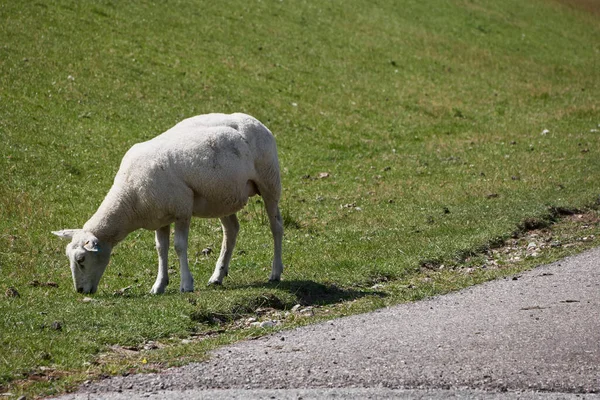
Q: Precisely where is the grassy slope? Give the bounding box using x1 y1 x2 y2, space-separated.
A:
0 0 599 395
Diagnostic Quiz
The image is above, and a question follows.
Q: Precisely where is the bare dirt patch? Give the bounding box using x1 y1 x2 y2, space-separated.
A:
552 0 600 15
417 209 600 277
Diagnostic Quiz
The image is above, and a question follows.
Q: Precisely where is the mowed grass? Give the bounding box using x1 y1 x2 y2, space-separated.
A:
1 0 599 396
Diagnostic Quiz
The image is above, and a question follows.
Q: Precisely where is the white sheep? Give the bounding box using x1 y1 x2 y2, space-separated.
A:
53 113 284 294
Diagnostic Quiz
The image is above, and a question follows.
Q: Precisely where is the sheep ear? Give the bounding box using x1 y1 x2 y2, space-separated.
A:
84 239 99 252
52 229 81 239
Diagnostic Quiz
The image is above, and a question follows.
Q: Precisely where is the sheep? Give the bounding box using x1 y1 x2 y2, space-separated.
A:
53 113 284 295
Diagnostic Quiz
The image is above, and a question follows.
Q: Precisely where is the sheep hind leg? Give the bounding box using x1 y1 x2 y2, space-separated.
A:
208 214 240 285
264 198 284 282
150 225 170 294
174 218 194 292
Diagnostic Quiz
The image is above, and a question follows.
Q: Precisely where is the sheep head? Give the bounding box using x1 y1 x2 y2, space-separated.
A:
52 229 112 294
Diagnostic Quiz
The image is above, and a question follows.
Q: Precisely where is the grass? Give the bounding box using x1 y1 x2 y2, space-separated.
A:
1 0 599 397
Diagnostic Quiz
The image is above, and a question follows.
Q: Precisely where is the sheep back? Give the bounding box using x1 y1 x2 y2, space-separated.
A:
108 113 280 230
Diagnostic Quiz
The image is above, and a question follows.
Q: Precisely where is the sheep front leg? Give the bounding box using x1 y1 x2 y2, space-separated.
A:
150 225 170 294
174 219 194 292
208 214 240 285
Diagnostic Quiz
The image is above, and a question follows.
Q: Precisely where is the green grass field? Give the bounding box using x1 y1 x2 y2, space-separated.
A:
1 0 599 397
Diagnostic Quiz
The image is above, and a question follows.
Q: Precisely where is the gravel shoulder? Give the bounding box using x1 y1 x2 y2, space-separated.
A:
55 247 600 399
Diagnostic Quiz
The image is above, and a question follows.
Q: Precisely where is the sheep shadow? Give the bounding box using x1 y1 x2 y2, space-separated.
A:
93 279 386 311
231 279 387 307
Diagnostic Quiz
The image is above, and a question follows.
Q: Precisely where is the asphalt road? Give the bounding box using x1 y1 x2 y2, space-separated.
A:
55 247 600 399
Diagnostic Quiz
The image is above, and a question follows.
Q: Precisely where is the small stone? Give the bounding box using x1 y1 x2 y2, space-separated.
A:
247 317 257 323
144 341 158 350
250 322 261 327
541 129 549 135
181 339 192 344
260 320 276 328
82 297 93 302
318 172 330 179
527 242 537 250
291 304 302 312
113 286 132 296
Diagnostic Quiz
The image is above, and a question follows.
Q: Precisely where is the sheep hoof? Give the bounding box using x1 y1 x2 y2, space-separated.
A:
150 285 167 294
207 279 223 286
179 276 194 292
